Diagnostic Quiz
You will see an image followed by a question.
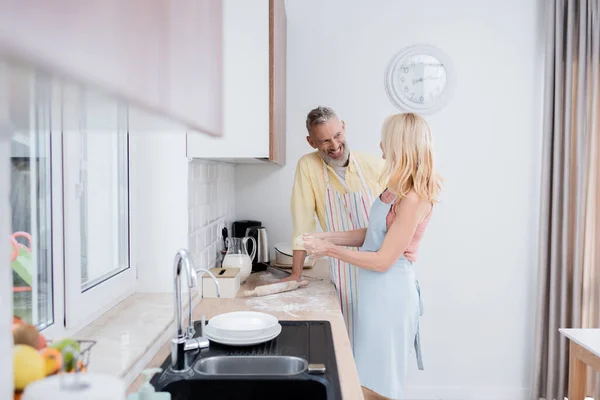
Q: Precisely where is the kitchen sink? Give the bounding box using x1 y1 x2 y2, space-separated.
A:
151 320 341 399
194 355 307 375
162 378 328 400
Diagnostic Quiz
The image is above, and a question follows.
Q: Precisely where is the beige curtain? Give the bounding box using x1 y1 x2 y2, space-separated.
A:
532 1 600 400
581 0 600 393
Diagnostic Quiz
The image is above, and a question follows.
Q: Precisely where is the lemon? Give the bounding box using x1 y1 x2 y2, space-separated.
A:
13 344 45 390
40 347 62 375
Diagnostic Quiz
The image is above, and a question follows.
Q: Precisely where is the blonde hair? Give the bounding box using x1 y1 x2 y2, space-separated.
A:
380 113 442 203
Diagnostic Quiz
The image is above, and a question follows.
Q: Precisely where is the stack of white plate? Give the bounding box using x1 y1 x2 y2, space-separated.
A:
204 311 282 346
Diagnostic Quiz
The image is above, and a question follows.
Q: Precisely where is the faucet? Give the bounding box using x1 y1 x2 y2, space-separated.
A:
171 249 221 372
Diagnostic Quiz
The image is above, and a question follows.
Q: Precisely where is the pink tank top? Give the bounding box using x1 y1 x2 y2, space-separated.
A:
381 190 433 263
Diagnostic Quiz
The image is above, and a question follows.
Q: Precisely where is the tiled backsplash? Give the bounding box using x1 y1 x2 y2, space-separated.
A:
188 160 235 270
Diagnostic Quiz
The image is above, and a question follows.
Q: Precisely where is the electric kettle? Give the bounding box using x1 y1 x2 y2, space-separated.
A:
245 226 269 265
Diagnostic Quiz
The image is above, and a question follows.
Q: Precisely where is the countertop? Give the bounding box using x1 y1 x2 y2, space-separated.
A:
559 329 600 357
127 261 364 399
71 291 201 385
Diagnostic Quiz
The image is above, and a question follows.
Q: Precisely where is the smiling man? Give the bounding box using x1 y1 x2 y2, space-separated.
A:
286 106 383 350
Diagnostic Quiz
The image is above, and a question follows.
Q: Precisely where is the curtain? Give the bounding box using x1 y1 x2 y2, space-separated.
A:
532 1 600 399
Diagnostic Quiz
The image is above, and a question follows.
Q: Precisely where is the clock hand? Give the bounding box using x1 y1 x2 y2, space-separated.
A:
412 76 442 84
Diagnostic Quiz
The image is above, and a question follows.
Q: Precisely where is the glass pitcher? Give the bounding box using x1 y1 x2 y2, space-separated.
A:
222 237 256 283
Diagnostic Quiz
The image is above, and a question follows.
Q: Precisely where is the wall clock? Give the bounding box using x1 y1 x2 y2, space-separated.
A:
384 44 456 115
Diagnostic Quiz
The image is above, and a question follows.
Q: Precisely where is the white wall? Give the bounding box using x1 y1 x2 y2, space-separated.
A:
235 0 545 398
188 160 236 272
129 114 190 293
130 108 236 293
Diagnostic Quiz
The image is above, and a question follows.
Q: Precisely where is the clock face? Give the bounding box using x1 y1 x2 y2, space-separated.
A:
393 54 448 105
385 45 455 114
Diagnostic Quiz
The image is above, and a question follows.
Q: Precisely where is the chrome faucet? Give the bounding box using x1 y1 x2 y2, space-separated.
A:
171 249 221 372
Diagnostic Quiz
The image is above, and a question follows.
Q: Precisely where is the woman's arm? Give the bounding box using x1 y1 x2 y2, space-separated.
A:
307 229 368 248
304 193 425 272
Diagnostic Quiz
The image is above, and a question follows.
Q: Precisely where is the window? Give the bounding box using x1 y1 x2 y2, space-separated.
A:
79 106 130 291
10 67 54 330
62 85 134 330
9 63 133 334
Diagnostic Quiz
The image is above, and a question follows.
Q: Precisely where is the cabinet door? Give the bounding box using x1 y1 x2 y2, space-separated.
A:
167 0 223 137
268 0 287 165
0 0 169 116
187 0 269 159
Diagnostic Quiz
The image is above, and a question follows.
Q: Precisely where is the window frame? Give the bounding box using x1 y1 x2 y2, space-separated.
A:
38 77 66 337
60 84 135 332
10 75 136 337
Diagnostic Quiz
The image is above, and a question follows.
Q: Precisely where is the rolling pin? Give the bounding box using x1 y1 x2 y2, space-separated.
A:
243 280 309 297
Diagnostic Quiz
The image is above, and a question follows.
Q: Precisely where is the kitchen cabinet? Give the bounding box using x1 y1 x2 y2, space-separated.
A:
186 0 287 165
0 0 223 137
166 0 223 137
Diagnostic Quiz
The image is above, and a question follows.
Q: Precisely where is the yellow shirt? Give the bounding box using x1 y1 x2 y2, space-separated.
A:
290 151 385 250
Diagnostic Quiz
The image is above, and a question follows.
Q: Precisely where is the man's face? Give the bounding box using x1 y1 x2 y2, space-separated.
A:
307 117 349 167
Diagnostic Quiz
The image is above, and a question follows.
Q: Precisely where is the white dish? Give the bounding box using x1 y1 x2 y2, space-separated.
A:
274 243 309 265
204 323 280 341
274 242 294 257
204 323 282 346
208 311 278 335
205 323 273 340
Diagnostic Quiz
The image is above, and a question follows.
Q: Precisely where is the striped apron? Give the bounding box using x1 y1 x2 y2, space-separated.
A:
322 154 375 351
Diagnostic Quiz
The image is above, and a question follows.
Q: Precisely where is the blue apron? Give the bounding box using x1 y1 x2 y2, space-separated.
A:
355 194 424 399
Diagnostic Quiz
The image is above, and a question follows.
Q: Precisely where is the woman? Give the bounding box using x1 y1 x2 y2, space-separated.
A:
303 112 441 400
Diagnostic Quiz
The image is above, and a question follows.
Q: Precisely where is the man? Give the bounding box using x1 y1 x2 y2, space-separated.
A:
286 106 384 350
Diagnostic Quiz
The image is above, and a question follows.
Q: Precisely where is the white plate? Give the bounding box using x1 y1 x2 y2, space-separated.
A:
204 323 282 346
204 323 280 342
205 322 273 340
208 311 278 334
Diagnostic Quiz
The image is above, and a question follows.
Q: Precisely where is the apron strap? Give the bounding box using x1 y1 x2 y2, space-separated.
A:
415 327 424 370
351 154 374 200
322 159 352 193
321 160 331 186
415 279 424 370
321 154 374 197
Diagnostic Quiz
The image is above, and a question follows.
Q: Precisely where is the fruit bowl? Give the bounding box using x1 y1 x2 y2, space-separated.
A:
12 315 99 398
45 339 97 374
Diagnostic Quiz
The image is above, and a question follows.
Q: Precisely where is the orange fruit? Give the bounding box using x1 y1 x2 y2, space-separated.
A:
40 347 62 375
73 360 86 373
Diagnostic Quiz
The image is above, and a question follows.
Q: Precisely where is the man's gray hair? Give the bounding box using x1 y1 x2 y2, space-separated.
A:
305 106 338 133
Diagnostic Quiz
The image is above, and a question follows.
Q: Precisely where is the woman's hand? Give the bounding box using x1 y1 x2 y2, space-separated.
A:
302 234 335 258
294 232 329 249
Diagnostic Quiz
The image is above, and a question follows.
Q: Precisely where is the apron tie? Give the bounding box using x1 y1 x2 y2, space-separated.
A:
415 279 424 370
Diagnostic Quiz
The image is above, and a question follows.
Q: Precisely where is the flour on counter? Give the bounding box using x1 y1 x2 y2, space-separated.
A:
258 273 279 283
244 273 337 317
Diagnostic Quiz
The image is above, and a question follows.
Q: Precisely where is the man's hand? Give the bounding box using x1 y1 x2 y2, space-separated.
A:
278 250 307 283
279 273 303 283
